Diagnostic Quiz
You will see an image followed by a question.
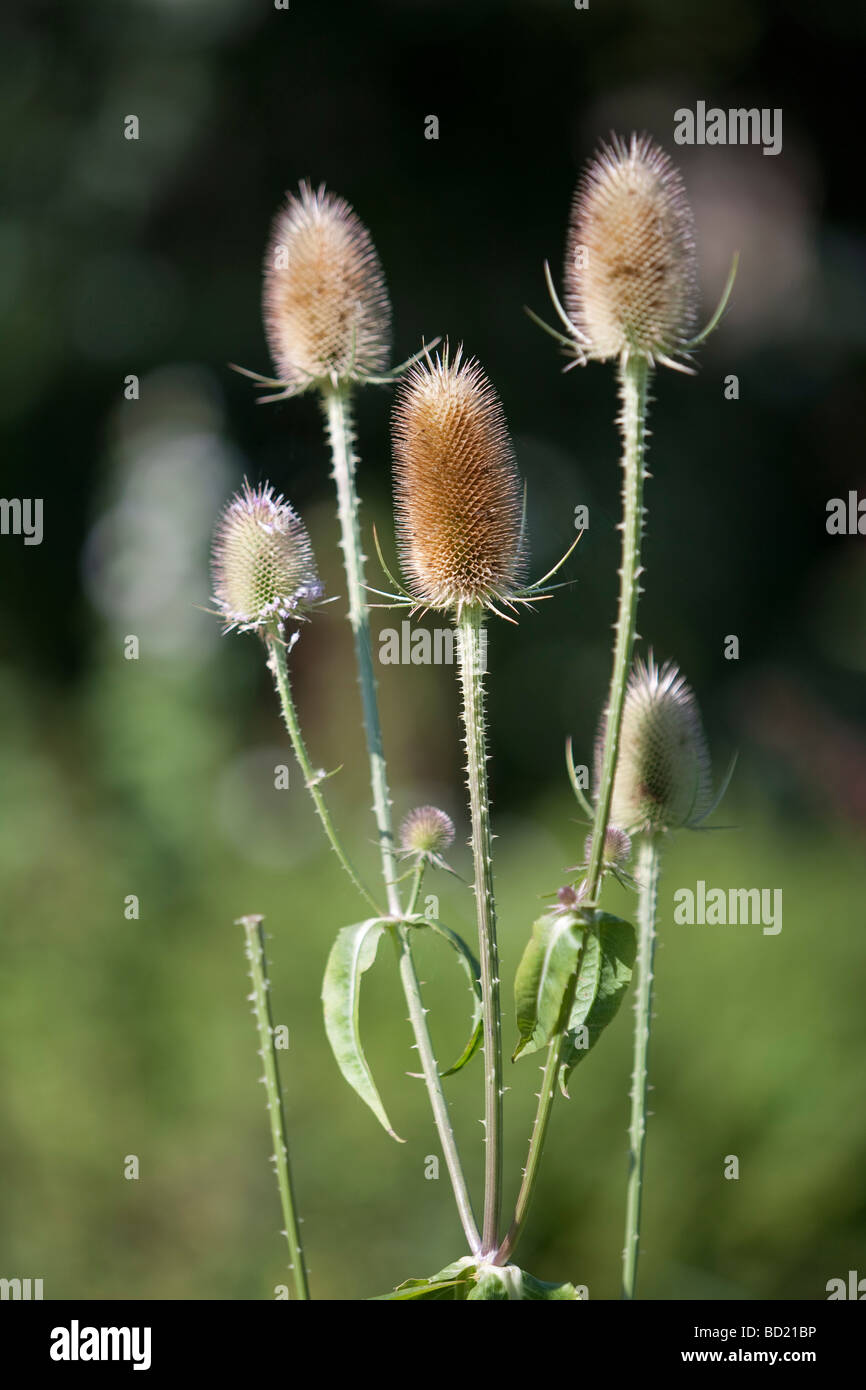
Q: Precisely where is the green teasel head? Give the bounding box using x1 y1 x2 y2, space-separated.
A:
400 805 456 858
211 480 324 634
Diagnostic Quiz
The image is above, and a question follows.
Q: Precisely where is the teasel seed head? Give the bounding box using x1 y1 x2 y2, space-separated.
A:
392 347 525 613
584 824 632 870
211 480 323 633
597 655 713 833
263 182 391 392
400 805 456 858
565 133 698 365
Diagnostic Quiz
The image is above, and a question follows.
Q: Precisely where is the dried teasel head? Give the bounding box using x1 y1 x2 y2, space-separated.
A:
263 182 391 392
392 347 525 614
211 480 323 633
565 133 698 367
596 655 714 833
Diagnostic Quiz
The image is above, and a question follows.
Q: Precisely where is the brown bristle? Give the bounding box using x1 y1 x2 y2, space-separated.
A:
263 182 391 389
392 349 525 612
565 133 698 363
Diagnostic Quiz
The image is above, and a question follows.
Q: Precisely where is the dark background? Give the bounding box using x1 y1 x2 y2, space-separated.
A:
1 0 864 1300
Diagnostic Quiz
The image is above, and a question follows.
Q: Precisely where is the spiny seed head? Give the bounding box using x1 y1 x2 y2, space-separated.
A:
392 346 525 613
597 655 713 833
584 824 632 869
400 806 456 857
211 480 323 633
263 182 391 391
565 133 698 364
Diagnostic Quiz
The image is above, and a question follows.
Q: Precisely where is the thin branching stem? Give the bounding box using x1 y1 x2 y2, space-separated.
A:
322 383 479 1253
498 353 651 1262
323 385 402 914
239 915 310 1301
266 630 382 914
457 605 503 1255
622 833 661 1299
585 354 651 901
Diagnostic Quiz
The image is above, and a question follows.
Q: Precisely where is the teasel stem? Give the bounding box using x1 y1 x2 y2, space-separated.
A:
405 862 426 918
495 940 585 1267
322 383 402 916
457 605 502 1254
265 628 382 915
321 382 480 1254
622 832 661 1299
497 354 650 1263
585 354 651 903
239 915 310 1301
394 919 481 1253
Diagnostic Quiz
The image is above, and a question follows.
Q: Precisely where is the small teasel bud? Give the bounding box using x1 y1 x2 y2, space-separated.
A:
556 884 581 910
400 806 456 858
584 824 632 870
211 480 323 633
263 182 391 390
565 133 698 364
597 655 713 833
392 347 525 612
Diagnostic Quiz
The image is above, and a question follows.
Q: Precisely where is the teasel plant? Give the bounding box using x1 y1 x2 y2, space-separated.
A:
211 143 738 1300
229 185 498 1252
601 654 736 1299
495 133 740 1268
211 481 334 1302
387 346 580 1265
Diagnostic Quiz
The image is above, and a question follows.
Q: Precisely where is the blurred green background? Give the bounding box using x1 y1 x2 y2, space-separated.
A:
2 0 864 1300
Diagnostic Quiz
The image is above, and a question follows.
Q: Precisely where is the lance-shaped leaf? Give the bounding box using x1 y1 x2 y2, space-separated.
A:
322 918 402 1140
406 915 483 1076
372 1258 477 1300
512 911 586 1061
559 912 636 1097
374 1260 582 1300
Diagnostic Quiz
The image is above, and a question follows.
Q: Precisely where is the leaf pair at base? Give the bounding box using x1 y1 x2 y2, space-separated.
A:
321 915 482 1139
513 909 636 1094
374 1257 583 1300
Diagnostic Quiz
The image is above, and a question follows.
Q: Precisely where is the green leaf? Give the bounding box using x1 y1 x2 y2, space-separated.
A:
466 1268 518 1299
518 1270 583 1300
407 915 483 1076
373 1260 582 1300
373 1258 477 1300
512 911 585 1061
322 918 402 1140
559 912 636 1097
